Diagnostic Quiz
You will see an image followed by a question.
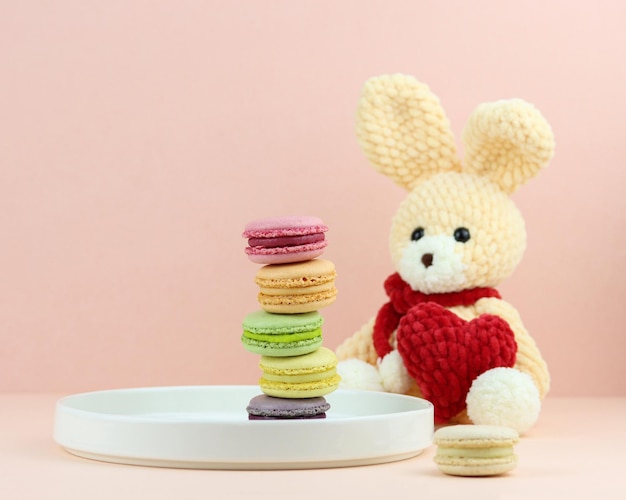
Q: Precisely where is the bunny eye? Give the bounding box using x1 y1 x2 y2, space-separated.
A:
411 227 425 241
453 227 471 243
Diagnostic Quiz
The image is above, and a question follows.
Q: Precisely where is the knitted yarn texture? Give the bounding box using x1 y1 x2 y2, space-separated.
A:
336 74 553 429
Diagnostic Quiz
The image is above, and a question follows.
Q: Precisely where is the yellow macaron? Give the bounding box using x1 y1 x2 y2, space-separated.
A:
259 346 341 398
254 259 337 314
433 425 519 476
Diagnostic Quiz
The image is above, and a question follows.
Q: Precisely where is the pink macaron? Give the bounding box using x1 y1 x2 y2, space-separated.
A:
243 215 328 264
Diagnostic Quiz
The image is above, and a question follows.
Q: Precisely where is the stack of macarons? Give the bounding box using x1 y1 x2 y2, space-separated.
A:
241 215 340 420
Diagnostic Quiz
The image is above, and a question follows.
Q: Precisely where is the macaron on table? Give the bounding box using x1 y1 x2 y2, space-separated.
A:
52 215 434 469
433 425 520 476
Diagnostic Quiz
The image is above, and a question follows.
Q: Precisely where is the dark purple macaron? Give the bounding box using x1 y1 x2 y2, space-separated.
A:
246 394 330 420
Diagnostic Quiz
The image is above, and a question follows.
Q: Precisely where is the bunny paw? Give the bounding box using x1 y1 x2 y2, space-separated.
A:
337 359 384 391
466 367 541 434
378 350 414 394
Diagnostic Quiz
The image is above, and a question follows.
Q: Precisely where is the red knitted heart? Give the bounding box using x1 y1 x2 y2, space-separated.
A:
396 302 517 423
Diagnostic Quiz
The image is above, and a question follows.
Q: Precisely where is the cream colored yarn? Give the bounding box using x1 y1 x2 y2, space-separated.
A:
355 74 461 190
463 99 555 194
336 316 378 365
355 74 554 192
338 74 554 423
389 172 526 293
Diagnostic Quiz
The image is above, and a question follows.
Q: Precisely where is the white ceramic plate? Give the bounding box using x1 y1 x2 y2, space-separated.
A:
54 385 433 469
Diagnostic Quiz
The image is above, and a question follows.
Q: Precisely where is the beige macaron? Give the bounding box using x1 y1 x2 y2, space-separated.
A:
255 258 337 313
433 425 519 476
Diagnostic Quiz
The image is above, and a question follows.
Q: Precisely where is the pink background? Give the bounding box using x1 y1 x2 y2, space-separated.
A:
1 1 624 395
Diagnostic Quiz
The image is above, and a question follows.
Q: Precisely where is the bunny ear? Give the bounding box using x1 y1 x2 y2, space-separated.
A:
355 74 461 190
462 99 555 194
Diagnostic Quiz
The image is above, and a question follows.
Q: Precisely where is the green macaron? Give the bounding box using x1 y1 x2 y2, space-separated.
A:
241 310 323 357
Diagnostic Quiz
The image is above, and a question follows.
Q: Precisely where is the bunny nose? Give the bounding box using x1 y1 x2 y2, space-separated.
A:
421 253 434 268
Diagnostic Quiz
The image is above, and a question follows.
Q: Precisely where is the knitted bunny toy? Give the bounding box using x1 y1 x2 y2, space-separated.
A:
336 74 553 434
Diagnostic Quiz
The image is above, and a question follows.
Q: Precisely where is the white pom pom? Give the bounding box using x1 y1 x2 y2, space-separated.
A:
466 367 541 435
337 359 384 391
378 350 413 394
